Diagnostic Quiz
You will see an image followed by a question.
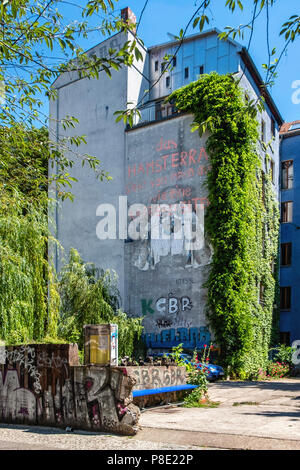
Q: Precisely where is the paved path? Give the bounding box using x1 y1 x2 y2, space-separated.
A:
0 423 207 450
137 378 300 450
0 379 299 450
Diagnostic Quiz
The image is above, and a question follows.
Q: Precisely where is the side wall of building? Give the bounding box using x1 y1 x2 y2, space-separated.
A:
49 32 147 303
280 133 300 343
49 29 282 351
125 114 211 351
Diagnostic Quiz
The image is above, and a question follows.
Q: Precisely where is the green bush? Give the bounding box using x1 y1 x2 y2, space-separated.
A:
57 248 143 358
266 361 290 379
269 344 296 366
170 344 209 404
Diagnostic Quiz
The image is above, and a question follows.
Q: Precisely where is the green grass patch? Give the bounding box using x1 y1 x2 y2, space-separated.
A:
232 401 260 406
183 400 220 408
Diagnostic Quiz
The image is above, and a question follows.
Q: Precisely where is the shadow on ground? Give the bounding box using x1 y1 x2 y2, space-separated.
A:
211 380 300 393
0 423 115 437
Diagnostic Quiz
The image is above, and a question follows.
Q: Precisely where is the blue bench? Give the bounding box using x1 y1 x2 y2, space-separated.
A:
132 384 197 397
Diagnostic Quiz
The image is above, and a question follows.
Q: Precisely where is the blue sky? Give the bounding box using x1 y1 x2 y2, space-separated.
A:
103 0 299 123
16 0 299 125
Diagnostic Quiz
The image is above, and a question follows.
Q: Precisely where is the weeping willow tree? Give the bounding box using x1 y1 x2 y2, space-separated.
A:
0 124 143 355
0 125 56 343
57 248 144 357
0 192 59 343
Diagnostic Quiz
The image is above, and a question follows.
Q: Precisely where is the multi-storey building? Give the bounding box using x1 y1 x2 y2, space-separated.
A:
50 7 283 352
280 121 300 345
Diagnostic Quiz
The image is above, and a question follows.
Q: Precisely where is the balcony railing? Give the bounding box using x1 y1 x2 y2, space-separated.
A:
133 99 179 127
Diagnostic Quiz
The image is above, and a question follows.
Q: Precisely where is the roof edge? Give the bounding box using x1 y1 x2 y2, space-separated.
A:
148 28 242 52
239 47 284 126
280 128 300 139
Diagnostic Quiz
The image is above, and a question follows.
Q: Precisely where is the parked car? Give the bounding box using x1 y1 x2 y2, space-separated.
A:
179 353 224 381
153 352 224 381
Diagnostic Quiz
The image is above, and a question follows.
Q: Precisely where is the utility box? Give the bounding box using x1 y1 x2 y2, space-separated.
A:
83 324 118 366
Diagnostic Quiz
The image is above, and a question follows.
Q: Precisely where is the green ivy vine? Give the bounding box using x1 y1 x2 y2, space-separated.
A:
169 73 280 378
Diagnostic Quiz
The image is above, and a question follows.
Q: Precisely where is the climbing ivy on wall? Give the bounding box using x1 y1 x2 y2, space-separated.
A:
169 73 280 378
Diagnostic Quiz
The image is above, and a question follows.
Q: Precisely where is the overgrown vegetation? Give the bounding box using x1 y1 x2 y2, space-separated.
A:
0 126 53 343
170 344 209 406
0 126 143 358
57 248 144 357
269 344 296 366
169 73 280 379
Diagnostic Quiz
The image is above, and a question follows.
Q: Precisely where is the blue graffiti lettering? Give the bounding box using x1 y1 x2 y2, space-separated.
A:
143 326 211 349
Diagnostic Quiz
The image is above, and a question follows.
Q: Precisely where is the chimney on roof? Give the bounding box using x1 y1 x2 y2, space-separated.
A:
121 7 136 32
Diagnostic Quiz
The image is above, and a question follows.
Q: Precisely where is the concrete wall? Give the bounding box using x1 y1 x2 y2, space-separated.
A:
125 114 212 351
126 365 187 390
49 31 147 304
0 344 140 435
126 365 189 408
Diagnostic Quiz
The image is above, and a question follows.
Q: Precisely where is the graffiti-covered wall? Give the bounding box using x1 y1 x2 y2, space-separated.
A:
126 365 187 390
125 114 212 351
0 344 140 435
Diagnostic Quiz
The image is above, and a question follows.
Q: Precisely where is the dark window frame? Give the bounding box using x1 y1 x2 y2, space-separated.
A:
155 99 177 121
259 282 265 304
280 286 291 310
271 117 276 137
270 159 275 183
184 67 189 79
281 160 294 190
280 332 290 346
261 119 266 142
281 201 293 223
281 242 292 266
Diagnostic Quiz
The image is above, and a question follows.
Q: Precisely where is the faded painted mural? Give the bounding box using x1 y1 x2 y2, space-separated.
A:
0 344 140 435
125 115 212 351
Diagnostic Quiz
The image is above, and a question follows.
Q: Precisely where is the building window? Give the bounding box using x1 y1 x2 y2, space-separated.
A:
166 76 170 88
161 62 165 73
271 117 276 137
199 65 204 74
184 67 189 79
280 287 291 310
281 160 294 189
172 56 177 67
261 119 266 142
155 60 158 72
259 282 264 304
280 332 290 345
155 99 177 120
270 159 275 183
271 258 275 273
261 170 266 207
281 201 293 223
281 243 292 266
